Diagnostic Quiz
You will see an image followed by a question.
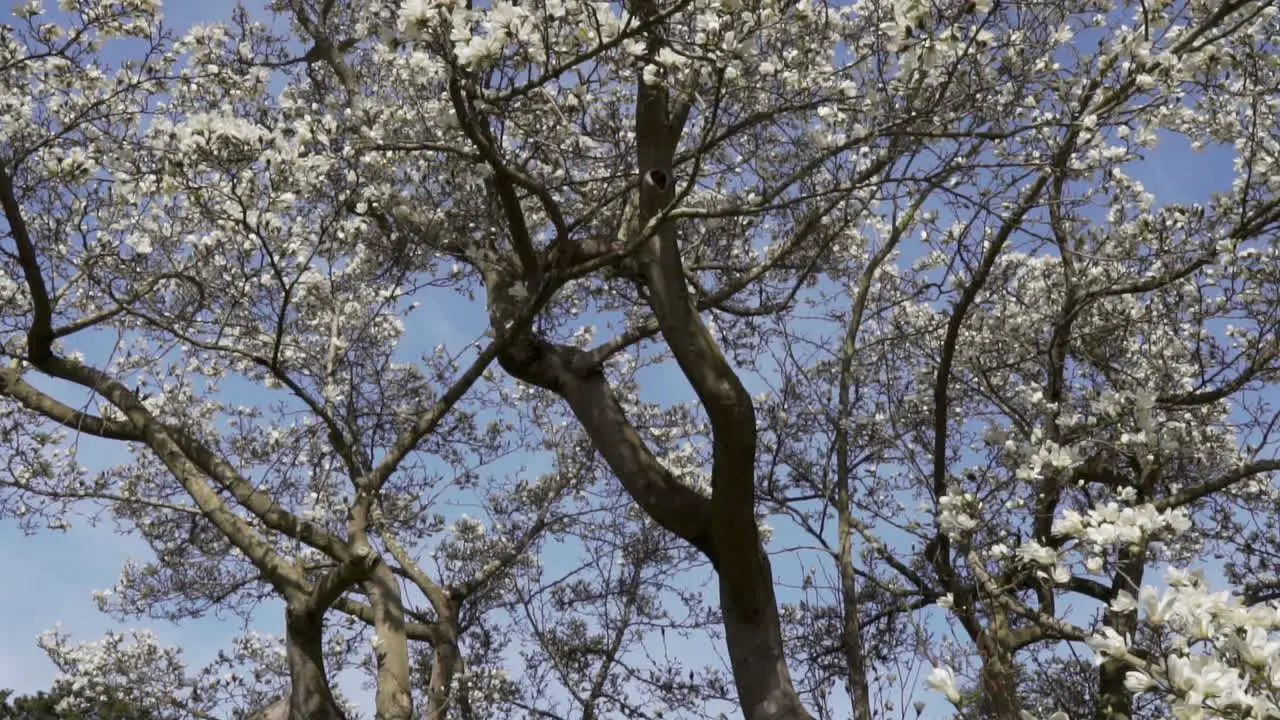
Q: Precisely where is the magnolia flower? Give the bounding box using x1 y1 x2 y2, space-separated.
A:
1123 671 1153 692
1050 564 1071 585
1109 590 1138 613
1236 627 1280 668
1186 612 1215 641
926 666 961 704
938 492 979 538
1139 586 1176 625
398 0 434 38
1015 540 1057 566
1167 655 1249 708
1052 509 1086 538
1086 627 1129 660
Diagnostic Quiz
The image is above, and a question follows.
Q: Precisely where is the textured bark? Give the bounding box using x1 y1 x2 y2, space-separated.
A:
837 541 873 720
978 638 1021 720
284 607 346 720
364 564 414 720
424 601 462 720
719 549 813 720
425 638 461 720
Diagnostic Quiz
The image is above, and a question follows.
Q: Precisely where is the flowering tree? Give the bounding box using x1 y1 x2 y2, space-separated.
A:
2 0 1279 719
0 680 159 719
746 0 1280 715
0 2 602 718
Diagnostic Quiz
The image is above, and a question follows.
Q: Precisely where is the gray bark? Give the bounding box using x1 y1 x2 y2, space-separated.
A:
284 606 347 720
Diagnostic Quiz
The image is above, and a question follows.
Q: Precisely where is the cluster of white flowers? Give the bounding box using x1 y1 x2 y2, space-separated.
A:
1088 569 1280 719
451 664 518 709
452 513 486 538
1053 502 1193 549
658 440 713 498
36 627 186 715
397 0 435 38
1012 539 1072 585
1014 438 1080 481
937 489 980 539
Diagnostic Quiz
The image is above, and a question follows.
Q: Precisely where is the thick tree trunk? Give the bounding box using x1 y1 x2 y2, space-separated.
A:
548 364 811 720
1096 659 1133 720
720 547 813 720
425 615 462 720
978 642 1021 720
977 640 1018 717
364 565 414 720
624 86 812 716
283 606 346 720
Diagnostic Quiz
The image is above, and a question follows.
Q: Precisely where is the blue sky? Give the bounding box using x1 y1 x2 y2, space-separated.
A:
0 0 1258 718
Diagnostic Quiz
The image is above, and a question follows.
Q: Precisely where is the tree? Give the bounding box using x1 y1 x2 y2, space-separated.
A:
2 0 1279 719
0 683 158 720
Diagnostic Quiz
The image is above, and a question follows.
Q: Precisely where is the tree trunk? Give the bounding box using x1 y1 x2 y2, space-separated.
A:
364 565 414 720
551 365 812 720
625 92 812 717
720 547 814 720
1096 545 1146 720
978 635 1021 720
1096 659 1133 720
283 606 346 720
483 80 815 716
425 616 462 720
833 240 894 720
837 540 873 720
